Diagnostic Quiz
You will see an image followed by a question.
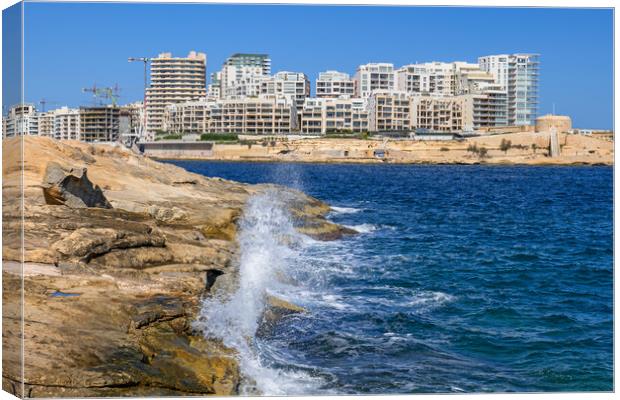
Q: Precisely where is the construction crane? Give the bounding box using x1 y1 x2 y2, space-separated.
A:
82 84 121 106
38 98 59 112
128 57 152 141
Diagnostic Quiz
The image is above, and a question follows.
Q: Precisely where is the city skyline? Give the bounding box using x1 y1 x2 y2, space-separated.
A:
4 3 614 129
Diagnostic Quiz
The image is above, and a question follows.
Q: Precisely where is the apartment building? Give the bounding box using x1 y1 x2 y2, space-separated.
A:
51 107 81 140
478 53 539 126
316 71 355 98
300 97 369 134
207 72 222 99
261 71 310 111
396 62 456 96
145 51 207 138
368 91 411 132
164 99 212 135
218 53 271 99
2 104 39 137
209 95 297 134
79 106 120 142
410 95 466 132
460 89 508 130
355 63 395 98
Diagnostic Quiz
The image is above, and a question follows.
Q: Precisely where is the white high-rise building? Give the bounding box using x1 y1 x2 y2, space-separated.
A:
145 51 207 138
316 71 355 98
51 107 81 140
261 71 310 111
354 63 395 98
219 53 271 99
478 53 540 126
2 104 39 138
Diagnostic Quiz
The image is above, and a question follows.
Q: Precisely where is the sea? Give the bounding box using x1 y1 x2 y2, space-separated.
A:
167 160 613 395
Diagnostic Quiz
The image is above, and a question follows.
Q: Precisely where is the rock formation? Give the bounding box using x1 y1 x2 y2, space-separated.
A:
2 137 351 397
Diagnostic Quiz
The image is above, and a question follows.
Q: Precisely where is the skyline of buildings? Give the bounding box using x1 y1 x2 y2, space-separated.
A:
3 50 542 141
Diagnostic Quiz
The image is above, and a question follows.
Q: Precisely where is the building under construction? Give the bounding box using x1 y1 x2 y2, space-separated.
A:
79 106 120 142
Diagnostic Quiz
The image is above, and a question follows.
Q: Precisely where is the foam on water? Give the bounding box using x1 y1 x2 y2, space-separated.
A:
193 190 323 395
331 206 362 214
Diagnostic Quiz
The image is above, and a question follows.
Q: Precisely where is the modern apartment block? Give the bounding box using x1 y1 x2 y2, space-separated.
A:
209 96 297 134
79 106 121 142
207 72 222 99
316 71 355 98
145 51 207 138
260 71 310 111
162 95 297 135
395 62 457 96
219 53 271 99
300 97 369 134
368 91 411 132
50 107 81 140
478 53 540 126
354 63 395 98
164 99 212 135
2 104 39 138
410 95 466 132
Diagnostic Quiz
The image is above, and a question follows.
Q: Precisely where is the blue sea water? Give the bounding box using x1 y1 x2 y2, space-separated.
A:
169 161 613 394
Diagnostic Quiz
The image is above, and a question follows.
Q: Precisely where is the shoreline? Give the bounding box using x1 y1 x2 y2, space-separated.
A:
142 132 613 167
153 156 613 167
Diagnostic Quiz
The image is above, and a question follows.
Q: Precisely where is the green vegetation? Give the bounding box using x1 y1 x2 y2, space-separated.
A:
324 130 372 140
154 133 182 141
467 143 490 159
500 139 512 153
200 133 239 142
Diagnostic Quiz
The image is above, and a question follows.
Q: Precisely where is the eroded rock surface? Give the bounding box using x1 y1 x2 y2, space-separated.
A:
2 137 349 397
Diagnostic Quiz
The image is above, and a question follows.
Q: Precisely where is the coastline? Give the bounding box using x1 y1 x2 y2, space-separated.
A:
143 132 613 166
2 137 349 397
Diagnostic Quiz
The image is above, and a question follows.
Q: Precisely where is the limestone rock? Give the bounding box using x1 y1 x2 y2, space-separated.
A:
42 161 111 208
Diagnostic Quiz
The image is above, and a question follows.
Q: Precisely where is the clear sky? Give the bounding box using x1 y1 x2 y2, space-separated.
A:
8 3 615 129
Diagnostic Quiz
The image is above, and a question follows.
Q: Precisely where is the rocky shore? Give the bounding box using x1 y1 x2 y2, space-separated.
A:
2 137 351 397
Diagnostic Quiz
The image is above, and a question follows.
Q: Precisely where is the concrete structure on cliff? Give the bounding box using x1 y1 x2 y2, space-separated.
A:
145 51 207 139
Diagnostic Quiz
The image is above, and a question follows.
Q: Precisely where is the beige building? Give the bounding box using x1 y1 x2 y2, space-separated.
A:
145 51 207 138
368 91 411 132
164 99 212 135
316 71 355 98
396 62 456 96
354 63 395 98
536 114 572 133
300 97 369 135
209 96 297 135
410 95 466 132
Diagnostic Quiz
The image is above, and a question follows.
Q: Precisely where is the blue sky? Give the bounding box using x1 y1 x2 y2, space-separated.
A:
7 3 615 128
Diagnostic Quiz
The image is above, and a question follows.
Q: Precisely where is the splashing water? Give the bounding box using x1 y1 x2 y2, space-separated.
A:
193 190 323 395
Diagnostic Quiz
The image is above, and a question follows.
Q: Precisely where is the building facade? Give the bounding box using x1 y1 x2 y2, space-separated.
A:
316 71 355 98
478 53 539 126
368 91 411 132
354 63 395 98
260 71 310 111
2 104 39 138
410 95 466 132
209 96 297 135
145 51 207 138
300 97 369 134
219 53 271 99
